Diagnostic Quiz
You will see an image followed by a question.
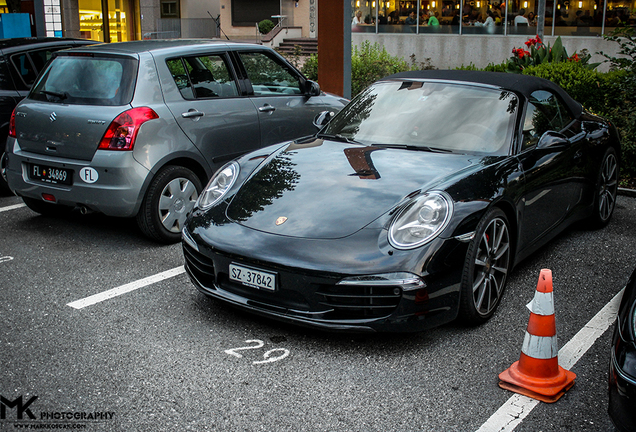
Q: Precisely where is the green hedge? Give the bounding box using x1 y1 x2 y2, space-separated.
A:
300 41 415 98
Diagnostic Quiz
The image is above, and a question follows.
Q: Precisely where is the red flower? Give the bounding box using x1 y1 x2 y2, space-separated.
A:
525 40 532 47
536 36 542 44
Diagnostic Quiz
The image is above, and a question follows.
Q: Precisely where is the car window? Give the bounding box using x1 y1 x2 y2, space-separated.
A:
238 51 302 96
323 81 517 155
521 90 574 150
9 48 62 88
167 55 238 100
10 53 37 88
29 55 137 106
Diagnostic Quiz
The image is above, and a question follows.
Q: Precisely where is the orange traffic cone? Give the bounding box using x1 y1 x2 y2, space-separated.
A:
498 269 576 403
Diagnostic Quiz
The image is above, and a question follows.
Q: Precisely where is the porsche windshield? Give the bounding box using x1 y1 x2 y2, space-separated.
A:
323 80 518 155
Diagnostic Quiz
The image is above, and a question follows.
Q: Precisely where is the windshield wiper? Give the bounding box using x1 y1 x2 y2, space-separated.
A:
316 133 360 144
371 144 453 153
41 90 68 101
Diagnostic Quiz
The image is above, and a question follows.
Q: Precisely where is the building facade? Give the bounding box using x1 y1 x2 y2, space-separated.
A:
11 0 633 71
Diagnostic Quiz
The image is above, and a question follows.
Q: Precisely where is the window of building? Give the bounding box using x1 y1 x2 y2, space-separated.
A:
232 0 279 27
161 0 180 18
79 0 135 42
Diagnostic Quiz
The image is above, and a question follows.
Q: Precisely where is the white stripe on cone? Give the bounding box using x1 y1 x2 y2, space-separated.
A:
526 290 555 316
521 332 559 360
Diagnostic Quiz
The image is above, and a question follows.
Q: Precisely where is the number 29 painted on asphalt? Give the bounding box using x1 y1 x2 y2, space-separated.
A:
224 339 290 365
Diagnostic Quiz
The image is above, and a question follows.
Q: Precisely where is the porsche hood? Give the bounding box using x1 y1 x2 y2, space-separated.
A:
226 139 481 239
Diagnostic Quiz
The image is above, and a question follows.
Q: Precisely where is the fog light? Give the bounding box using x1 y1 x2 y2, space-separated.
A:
42 193 56 202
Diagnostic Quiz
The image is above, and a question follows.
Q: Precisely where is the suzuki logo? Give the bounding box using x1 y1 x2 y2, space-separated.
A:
49 112 57 122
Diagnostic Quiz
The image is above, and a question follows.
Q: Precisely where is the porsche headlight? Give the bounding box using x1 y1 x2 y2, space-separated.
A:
389 191 453 250
196 162 239 210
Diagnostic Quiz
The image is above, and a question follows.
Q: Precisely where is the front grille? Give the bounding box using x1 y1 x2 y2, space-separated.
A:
315 284 401 319
183 244 215 289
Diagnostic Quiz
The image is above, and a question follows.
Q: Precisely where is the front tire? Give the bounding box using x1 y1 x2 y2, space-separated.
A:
136 165 202 244
587 147 618 229
459 207 512 325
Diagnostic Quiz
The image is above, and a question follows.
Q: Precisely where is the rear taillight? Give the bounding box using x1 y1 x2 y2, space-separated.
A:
8 108 16 138
98 107 159 151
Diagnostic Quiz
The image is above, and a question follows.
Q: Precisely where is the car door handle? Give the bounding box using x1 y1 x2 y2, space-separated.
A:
258 104 276 113
182 110 204 119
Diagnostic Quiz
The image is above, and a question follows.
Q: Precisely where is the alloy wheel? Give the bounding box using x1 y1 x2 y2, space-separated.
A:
598 152 618 222
472 217 510 317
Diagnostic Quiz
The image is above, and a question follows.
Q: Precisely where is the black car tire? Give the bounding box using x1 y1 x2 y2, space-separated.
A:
0 151 11 195
136 165 202 244
22 196 73 217
459 207 512 325
587 146 619 229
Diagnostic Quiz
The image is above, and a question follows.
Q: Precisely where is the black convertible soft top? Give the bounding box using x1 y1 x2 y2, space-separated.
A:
386 70 583 117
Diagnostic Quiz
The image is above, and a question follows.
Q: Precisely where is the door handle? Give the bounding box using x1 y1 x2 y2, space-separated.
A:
258 104 276 113
182 110 204 119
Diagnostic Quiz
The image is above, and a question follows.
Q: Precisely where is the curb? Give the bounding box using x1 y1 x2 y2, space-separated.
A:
618 187 636 197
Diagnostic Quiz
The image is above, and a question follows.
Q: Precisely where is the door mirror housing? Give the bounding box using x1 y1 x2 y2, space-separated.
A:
537 131 569 149
304 80 321 97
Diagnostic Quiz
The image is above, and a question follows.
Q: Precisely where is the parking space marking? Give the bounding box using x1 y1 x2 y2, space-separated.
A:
475 288 624 432
67 266 185 309
0 203 26 213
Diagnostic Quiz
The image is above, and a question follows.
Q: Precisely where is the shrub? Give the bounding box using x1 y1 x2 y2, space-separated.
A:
455 62 507 72
299 41 420 97
258 19 275 35
521 61 601 111
300 53 318 81
598 26 636 179
350 41 411 96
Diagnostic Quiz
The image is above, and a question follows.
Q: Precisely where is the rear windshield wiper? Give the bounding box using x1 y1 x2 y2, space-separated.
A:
40 90 68 101
371 144 453 153
316 133 360 144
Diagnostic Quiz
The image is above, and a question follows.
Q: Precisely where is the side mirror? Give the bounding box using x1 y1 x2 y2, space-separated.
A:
305 80 321 97
537 131 569 149
313 111 334 129
581 121 601 133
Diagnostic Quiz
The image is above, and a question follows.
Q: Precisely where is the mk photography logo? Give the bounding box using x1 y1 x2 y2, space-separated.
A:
1 394 116 424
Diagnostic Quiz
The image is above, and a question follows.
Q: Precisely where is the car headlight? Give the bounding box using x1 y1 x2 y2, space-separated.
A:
389 191 453 250
196 162 239 210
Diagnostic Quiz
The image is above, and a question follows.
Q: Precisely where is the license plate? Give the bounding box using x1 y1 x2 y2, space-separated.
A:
29 163 72 185
229 263 276 291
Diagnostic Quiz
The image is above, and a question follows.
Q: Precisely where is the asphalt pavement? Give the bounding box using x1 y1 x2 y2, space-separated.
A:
1 192 632 431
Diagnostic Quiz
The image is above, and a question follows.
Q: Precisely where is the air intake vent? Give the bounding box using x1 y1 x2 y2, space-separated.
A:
315 284 401 319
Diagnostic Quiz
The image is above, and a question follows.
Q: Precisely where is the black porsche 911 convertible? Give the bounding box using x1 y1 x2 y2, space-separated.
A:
181 70 620 333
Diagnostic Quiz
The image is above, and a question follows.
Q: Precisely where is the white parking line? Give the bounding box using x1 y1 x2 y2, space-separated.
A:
0 203 26 213
67 266 185 309
475 288 624 432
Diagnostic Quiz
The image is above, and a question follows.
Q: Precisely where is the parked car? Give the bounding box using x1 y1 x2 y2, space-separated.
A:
182 70 620 333
609 268 636 431
4 39 346 242
0 37 98 194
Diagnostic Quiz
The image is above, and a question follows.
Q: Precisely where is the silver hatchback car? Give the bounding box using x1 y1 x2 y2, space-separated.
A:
5 39 346 242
